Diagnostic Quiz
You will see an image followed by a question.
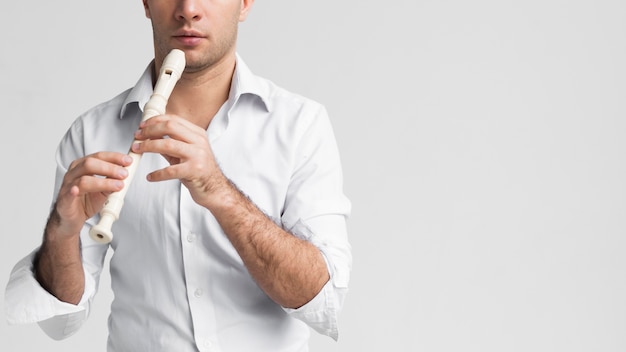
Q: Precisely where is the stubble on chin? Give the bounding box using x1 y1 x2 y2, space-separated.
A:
151 22 239 74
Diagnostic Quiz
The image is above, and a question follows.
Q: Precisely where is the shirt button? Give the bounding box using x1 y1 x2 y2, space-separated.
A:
187 232 196 242
194 288 203 298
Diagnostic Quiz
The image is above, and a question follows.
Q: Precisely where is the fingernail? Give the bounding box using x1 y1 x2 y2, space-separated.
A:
132 143 140 151
122 155 133 164
118 168 128 178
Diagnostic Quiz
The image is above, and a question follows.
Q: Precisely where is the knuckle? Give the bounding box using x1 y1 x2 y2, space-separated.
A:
191 161 205 173
76 176 90 189
163 138 175 149
83 156 98 169
164 119 177 130
164 168 176 178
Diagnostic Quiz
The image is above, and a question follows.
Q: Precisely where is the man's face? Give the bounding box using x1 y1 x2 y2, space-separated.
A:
142 0 253 73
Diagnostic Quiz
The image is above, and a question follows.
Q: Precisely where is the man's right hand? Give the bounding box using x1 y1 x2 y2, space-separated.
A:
35 152 131 304
52 152 133 239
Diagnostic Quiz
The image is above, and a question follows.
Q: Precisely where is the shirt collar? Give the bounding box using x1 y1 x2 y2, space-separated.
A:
230 53 272 112
120 54 270 120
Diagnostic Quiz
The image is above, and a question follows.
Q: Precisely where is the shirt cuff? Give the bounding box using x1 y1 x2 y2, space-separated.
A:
283 277 344 340
4 249 95 331
281 218 350 340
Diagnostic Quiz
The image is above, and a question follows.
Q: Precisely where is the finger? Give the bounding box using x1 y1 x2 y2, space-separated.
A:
131 138 200 160
67 153 132 180
67 176 125 196
141 114 202 131
145 163 191 182
68 152 133 170
135 115 205 144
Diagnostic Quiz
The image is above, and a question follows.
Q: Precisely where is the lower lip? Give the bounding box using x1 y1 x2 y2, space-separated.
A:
175 36 203 46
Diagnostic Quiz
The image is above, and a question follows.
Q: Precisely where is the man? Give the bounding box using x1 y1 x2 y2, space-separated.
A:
5 0 352 351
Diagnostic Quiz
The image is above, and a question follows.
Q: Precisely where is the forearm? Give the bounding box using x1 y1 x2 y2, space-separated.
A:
35 209 85 305
209 182 329 309
132 115 332 307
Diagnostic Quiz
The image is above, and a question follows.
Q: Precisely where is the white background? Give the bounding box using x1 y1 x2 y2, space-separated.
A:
2 0 626 351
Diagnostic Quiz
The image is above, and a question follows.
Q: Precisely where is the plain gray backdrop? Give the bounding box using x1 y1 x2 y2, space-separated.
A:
2 0 626 351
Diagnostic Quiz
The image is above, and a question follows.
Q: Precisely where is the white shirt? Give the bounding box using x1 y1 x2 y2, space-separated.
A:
5 56 352 352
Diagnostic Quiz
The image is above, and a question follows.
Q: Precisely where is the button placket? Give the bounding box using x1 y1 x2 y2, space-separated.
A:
180 184 221 352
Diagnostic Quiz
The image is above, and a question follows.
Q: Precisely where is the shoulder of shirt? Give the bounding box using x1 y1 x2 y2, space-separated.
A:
247 78 331 140
262 76 317 105
235 55 326 117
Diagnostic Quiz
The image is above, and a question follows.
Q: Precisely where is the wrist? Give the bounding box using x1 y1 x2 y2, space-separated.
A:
204 178 247 214
44 206 82 242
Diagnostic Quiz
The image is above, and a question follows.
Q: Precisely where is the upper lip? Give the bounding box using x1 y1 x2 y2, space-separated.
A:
174 29 204 38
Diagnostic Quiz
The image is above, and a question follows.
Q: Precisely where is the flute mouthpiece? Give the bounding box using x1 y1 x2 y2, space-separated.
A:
161 49 186 77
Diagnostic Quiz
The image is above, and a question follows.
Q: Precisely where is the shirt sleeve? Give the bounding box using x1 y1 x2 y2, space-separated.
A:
280 104 352 340
282 216 351 340
4 118 108 340
4 248 97 339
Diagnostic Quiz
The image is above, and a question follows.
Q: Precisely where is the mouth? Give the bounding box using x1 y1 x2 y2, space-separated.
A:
173 29 205 46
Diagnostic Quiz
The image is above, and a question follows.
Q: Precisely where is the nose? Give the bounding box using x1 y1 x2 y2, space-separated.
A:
175 0 202 22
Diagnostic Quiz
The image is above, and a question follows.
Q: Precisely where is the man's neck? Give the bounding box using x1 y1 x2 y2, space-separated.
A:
164 53 237 130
